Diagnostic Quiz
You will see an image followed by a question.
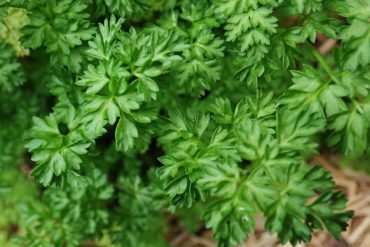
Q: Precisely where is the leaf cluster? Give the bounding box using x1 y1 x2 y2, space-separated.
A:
1 0 368 246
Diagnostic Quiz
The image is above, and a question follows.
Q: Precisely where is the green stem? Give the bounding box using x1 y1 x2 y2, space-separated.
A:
307 43 340 84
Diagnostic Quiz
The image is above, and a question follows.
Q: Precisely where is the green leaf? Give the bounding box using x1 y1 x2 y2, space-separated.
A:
204 196 255 246
25 113 90 186
115 117 138 152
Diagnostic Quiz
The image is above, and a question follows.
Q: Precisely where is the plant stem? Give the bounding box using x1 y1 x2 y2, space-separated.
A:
307 43 341 84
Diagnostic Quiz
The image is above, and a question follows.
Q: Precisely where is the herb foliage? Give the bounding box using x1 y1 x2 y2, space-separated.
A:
1 0 367 246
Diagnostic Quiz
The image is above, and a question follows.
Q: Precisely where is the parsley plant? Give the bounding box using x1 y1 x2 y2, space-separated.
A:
1 0 368 246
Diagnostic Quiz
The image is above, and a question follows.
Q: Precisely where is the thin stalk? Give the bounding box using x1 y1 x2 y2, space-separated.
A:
306 43 341 85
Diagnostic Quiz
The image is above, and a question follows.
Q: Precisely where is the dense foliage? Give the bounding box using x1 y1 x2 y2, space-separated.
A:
1 0 369 246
